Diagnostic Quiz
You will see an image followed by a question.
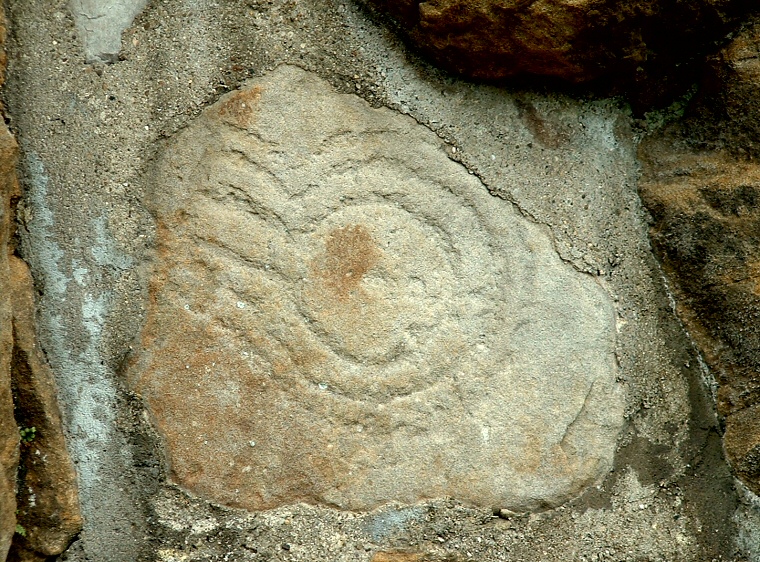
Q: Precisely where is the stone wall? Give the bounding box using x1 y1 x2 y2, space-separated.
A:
1 1 760 561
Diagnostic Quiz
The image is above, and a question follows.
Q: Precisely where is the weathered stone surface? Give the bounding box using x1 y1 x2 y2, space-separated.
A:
364 0 751 100
639 145 760 412
0 364 15 562
8 256 82 559
69 0 148 63
0 145 17 562
689 15 760 154
0 7 19 556
638 20 760 493
7 0 750 556
128 65 624 512
0 15 82 556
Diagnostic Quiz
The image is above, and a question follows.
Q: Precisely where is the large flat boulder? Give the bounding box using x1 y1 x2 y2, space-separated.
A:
128 65 624 512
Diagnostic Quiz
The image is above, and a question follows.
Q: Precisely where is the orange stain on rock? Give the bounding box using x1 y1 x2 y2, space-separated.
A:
217 86 263 128
312 224 380 300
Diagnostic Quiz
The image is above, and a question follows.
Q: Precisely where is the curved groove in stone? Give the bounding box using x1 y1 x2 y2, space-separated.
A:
127 65 625 512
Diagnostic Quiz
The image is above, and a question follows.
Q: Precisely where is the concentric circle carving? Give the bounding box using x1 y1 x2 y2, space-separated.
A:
128 66 624 512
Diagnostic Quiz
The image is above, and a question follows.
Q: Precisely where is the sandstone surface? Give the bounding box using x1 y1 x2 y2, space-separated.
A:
640 137 760 496
0 8 19 559
128 65 624 513
8 256 82 560
0 131 17 562
5 0 748 558
639 145 760 412
364 0 751 96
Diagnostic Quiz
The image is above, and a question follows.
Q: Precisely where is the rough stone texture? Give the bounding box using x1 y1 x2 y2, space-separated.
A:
0 160 17 562
0 9 82 561
689 14 760 153
7 255 82 559
3 0 749 559
0 11 83 561
639 145 760 413
638 18 760 498
0 355 16 562
69 0 148 63
128 65 623 513
6 546 46 562
0 8 19 560
363 0 753 102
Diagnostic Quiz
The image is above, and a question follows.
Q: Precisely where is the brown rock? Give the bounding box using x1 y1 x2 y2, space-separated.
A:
724 404 760 487
689 15 760 155
0 7 19 556
0 357 15 562
638 21 760 492
365 0 751 100
5 545 46 562
639 143 760 413
7 256 82 558
0 188 16 560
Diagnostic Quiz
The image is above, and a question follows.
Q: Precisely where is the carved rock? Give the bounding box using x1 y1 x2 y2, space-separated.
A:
127 65 624 512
